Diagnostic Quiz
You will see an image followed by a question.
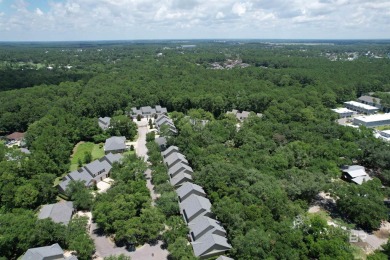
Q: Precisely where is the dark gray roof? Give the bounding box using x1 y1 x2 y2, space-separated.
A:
170 172 193 187
104 152 123 165
85 158 111 177
38 201 74 225
155 137 167 146
21 243 77 260
156 114 171 123
180 194 211 223
141 106 156 114
189 216 226 241
164 152 189 168
98 117 111 130
59 154 122 192
176 182 206 202
358 95 381 104
191 233 232 258
168 162 193 178
162 145 180 157
69 168 93 185
104 136 126 152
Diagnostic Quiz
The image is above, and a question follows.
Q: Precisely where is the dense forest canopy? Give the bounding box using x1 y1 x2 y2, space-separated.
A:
1 40 390 259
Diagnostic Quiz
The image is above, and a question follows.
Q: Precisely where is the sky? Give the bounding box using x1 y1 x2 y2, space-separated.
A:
0 0 389 41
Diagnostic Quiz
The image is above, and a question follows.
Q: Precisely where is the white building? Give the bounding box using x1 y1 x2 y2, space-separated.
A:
380 130 390 139
344 101 379 114
331 108 354 118
353 113 390 128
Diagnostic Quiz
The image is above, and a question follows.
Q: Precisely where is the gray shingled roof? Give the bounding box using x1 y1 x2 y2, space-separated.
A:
84 158 111 177
170 172 193 187
156 117 175 128
58 154 122 192
38 201 74 225
168 162 193 178
155 137 167 147
69 168 93 185
180 194 212 223
156 114 170 123
162 145 180 157
104 153 123 165
141 106 156 114
98 117 111 130
191 233 232 258
21 243 77 260
104 136 126 153
358 95 381 104
176 182 206 202
189 216 226 241
164 152 189 168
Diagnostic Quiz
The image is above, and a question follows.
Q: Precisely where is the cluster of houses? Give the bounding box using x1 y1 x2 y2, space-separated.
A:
160 145 232 259
226 109 262 121
155 114 178 135
129 105 168 119
58 151 123 194
20 201 78 259
332 95 390 128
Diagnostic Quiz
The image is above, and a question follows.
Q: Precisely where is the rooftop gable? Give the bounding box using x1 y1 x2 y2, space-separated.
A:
164 152 189 167
191 233 232 258
38 201 74 225
177 182 206 202
189 216 226 241
180 194 211 223
104 136 126 152
170 172 193 187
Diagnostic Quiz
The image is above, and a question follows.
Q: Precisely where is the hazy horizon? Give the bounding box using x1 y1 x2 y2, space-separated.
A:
0 0 389 41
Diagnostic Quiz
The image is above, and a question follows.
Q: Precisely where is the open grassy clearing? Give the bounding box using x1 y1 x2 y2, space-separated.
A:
69 142 104 171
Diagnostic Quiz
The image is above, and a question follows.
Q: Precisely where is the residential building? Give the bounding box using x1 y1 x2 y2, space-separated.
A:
164 152 189 168
226 110 261 121
168 162 193 178
177 182 206 202
98 117 111 131
21 243 77 260
38 201 74 225
104 136 126 154
331 108 355 118
341 165 372 185
358 95 382 109
344 101 379 114
180 194 212 223
58 153 122 193
155 116 178 135
155 136 167 151
129 105 167 119
162 145 180 158
353 113 390 128
188 216 227 242
191 233 232 259
170 171 193 187
380 130 390 139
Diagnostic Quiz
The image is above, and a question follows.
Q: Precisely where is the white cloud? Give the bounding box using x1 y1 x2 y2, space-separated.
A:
35 8 43 16
216 12 225 19
0 0 389 40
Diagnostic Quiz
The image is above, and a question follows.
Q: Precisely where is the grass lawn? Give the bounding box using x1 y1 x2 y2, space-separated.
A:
69 142 104 171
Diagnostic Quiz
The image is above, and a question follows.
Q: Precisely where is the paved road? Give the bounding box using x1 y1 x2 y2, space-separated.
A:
91 222 168 260
135 120 149 162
